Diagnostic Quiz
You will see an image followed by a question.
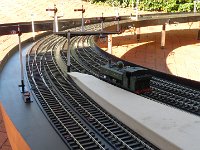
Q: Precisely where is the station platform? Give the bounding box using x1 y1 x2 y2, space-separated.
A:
69 72 200 150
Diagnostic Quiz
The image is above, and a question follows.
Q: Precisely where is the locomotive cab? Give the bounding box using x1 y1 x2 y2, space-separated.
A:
100 61 151 94
122 67 151 93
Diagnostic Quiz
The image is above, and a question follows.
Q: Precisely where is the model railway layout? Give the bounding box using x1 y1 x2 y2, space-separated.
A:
26 22 200 149
60 29 200 116
26 34 158 149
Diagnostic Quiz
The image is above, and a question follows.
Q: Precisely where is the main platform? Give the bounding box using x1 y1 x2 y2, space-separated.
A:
69 72 200 150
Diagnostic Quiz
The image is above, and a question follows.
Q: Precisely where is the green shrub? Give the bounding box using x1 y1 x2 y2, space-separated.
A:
90 0 106 4
139 1 166 11
176 0 193 4
164 2 179 12
197 2 200 11
178 3 194 12
105 0 121 6
89 0 199 12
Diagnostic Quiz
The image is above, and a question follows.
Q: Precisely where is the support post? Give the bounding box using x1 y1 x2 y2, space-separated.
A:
198 30 200 40
117 13 120 32
81 5 84 32
198 21 200 40
74 5 85 32
101 13 104 31
194 0 197 13
136 0 139 21
46 4 58 32
18 25 25 93
67 31 71 72
53 4 58 32
108 34 112 54
161 24 166 49
136 27 140 41
31 13 35 41
132 0 134 10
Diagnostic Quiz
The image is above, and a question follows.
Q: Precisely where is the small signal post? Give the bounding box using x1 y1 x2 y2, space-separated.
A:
67 31 71 72
31 13 35 41
17 25 31 103
74 5 85 31
100 13 105 31
115 13 120 32
46 4 58 32
161 24 166 49
136 0 139 20
17 25 24 93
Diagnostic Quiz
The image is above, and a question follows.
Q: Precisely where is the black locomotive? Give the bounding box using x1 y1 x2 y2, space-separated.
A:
99 61 152 94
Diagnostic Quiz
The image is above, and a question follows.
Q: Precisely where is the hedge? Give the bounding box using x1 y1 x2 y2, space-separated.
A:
89 0 200 12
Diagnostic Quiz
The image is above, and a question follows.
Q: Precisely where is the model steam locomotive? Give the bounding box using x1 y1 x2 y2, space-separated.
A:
99 61 151 94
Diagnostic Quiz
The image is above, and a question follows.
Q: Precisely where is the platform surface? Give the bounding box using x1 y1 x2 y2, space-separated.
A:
69 72 200 150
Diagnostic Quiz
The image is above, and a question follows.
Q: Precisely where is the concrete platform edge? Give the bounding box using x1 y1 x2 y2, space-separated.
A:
69 72 181 150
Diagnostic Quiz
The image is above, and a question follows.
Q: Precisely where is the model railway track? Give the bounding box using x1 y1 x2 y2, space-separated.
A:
61 35 108 76
143 77 200 115
60 37 89 73
26 34 158 149
75 36 108 74
27 36 104 149
59 33 200 117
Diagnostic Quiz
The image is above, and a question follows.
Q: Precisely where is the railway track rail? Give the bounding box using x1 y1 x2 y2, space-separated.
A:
26 34 158 149
144 77 200 115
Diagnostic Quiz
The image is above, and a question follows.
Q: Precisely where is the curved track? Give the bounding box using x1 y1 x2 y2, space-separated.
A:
26 22 200 149
26 34 158 149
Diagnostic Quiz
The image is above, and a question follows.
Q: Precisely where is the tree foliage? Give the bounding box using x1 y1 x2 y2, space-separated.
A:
89 0 200 12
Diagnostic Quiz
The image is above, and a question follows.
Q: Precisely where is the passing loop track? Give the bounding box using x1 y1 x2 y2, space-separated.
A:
26 32 157 149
